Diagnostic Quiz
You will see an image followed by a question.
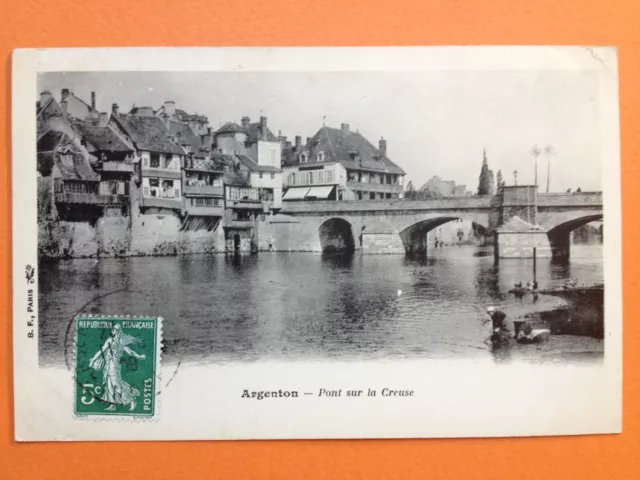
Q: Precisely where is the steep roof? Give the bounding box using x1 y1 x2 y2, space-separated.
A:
235 154 281 173
37 97 63 120
169 120 202 149
223 171 248 187
216 122 245 134
56 148 100 181
286 126 406 175
182 114 208 123
72 121 133 153
114 115 185 155
245 122 279 143
37 130 67 152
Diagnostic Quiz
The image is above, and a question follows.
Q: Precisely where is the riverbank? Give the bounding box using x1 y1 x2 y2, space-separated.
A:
526 286 604 338
500 286 605 363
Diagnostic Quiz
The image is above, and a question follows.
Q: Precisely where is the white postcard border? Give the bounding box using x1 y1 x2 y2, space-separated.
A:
12 46 622 441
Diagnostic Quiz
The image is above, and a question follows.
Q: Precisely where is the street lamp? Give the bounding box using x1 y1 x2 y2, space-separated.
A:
530 144 541 188
544 145 556 193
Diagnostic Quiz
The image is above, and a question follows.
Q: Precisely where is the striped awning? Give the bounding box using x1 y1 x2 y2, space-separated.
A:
282 187 310 200
305 186 334 199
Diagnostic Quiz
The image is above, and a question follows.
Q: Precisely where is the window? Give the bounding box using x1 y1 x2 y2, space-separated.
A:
327 171 333 183
150 154 160 168
370 192 376 200
270 172 275 179
149 178 160 187
259 172 263 179
143 186 149 196
143 157 149 167
300 153 308 163
61 154 73 168
291 173 296 185
317 151 325 162
357 191 363 200
192 197 220 207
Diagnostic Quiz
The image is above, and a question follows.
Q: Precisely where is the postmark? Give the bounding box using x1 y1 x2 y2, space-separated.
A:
74 315 162 418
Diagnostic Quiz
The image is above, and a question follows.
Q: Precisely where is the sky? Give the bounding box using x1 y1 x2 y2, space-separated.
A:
39 70 602 193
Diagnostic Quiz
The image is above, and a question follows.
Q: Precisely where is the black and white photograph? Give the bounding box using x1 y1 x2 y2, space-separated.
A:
13 47 622 441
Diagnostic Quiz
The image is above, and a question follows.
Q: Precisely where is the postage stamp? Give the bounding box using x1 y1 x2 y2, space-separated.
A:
74 316 162 418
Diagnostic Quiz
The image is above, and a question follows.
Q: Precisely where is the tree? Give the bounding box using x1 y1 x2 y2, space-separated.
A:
477 149 493 195
496 169 504 192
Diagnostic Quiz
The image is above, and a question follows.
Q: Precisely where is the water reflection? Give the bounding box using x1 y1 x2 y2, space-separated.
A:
39 244 604 365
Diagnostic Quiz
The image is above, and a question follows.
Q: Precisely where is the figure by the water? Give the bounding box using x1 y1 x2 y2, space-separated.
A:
485 306 515 348
89 324 146 411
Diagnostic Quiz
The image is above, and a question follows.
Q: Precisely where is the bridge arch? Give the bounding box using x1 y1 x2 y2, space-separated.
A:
546 213 603 260
319 218 356 253
398 214 490 254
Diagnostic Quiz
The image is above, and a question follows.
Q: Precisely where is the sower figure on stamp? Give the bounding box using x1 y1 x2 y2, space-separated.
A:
89 324 146 411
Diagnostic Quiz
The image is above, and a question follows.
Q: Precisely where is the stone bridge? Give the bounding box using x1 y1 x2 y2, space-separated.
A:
275 186 603 259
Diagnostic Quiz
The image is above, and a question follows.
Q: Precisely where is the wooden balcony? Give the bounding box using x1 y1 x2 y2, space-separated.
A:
54 192 129 205
141 167 182 180
140 196 182 210
184 185 224 197
102 161 135 173
185 204 224 217
226 219 254 229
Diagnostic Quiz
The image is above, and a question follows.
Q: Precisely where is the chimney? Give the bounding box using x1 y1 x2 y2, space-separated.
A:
98 112 109 128
295 136 302 149
60 100 68 115
112 103 119 115
164 100 175 117
40 90 52 106
61 88 70 101
91 91 96 110
259 116 268 139
341 123 350 134
241 116 251 128
379 137 387 156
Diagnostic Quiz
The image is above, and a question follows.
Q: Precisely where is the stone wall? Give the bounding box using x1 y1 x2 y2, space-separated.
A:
38 221 99 258
496 231 551 259
361 233 405 254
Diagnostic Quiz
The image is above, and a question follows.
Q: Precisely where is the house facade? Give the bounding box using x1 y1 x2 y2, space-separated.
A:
110 107 186 215
281 123 405 201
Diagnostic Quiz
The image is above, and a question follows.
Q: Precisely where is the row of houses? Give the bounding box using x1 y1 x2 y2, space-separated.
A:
36 88 406 253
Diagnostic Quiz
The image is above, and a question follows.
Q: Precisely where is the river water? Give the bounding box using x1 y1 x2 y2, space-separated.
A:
39 244 604 365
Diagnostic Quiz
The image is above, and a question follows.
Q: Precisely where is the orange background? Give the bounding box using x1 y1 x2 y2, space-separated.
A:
1 1 639 478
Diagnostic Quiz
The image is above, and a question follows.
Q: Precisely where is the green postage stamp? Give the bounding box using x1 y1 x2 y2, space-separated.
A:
74 316 162 418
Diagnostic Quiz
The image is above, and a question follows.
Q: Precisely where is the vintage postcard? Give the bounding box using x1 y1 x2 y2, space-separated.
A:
12 47 622 441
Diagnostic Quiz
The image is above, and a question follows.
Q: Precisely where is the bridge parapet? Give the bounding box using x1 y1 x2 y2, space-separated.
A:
537 192 603 208
281 196 494 214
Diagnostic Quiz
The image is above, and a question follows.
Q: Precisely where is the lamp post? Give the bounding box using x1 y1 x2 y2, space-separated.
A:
530 145 541 188
544 145 555 193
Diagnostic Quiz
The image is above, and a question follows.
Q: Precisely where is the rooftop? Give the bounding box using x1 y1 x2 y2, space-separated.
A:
235 154 281 173
72 120 133 153
113 114 185 155
285 126 405 175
